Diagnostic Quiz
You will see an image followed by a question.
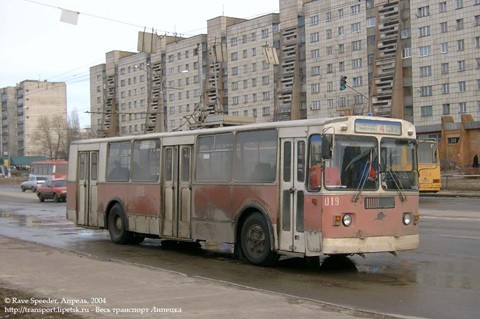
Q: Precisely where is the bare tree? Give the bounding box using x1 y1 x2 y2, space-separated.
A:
65 109 82 158
32 116 67 159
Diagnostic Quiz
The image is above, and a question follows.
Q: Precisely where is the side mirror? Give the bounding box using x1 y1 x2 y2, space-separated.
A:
321 135 333 160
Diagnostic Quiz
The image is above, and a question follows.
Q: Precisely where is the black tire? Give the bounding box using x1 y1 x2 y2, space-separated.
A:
31 187 36 193
240 212 279 266
107 203 132 245
38 194 44 202
21 186 26 192
53 193 60 203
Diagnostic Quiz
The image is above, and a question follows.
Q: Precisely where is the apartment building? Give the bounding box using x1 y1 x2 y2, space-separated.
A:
165 34 208 131
91 0 479 139
226 14 280 122
1 80 67 157
411 0 480 132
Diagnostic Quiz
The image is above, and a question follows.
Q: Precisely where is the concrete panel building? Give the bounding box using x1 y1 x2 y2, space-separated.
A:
1 80 67 157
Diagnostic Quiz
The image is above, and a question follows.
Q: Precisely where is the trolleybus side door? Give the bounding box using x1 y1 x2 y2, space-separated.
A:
77 151 98 226
163 145 192 239
279 138 306 254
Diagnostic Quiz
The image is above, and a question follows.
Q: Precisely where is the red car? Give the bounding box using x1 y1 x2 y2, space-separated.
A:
36 178 67 202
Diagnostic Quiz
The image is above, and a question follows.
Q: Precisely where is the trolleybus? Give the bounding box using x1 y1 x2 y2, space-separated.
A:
66 116 419 266
417 139 441 193
31 160 68 179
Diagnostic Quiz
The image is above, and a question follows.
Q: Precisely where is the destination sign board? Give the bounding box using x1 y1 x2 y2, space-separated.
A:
354 118 402 135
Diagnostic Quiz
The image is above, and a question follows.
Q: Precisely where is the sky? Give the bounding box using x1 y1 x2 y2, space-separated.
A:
0 0 279 128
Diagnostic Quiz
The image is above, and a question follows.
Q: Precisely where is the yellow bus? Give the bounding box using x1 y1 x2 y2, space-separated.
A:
417 139 441 193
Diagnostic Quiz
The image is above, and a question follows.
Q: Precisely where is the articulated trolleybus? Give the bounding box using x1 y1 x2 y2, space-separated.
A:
66 116 419 266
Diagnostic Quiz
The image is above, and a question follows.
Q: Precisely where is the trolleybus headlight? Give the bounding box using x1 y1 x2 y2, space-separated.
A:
403 213 412 225
342 214 352 227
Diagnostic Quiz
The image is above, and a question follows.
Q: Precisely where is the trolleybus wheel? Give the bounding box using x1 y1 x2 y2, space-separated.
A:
240 212 278 266
108 203 132 245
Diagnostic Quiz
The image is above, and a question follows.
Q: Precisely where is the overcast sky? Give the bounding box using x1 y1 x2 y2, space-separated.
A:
0 0 279 128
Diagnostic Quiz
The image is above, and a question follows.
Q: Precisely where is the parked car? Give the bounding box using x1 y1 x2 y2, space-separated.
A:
36 178 67 202
20 175 48 192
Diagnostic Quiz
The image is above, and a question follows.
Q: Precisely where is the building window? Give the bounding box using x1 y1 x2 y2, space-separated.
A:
419 26 430 37
367 17 376 28
311 49 320 59
475 15 480 27
338 44 344 53
440 22 448 33
458 81 466 92
448 137 460 144
351 22 361 33
419 86 433 96
325 12 331 22
443 104 450 115
441 42 448 53
439 2 447 13
457 39 465 51
231 52 238 61
232 96 239 105
311 83 320 93
262 92 270 100
353 76 363 87
421 106 433 117
310 32 320 42
418 6 430 18
327 64 333 73
458 60 466 71
352 58 362 69
327 81 333 92
311 66 320 76
441 83 450 94
419 46 432 57
262 107 270 116
476 36 480 48
326 29 332 39
327 46 333 55
459 102 467 113
339 61 345 72
311 100 321 110
338 9 344 18
352 40 362 51
400 28 410 39
262 76 270 85
261 29 269 38
456 0 463 9
351 4 360 15
441 63 449 74
403 48 411 58
420 66 432 77
456 19 464 30
338 26 344 36
310 15 318 25
477 79 480 91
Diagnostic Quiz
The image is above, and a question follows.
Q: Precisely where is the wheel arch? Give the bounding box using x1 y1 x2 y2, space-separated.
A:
103 197 128 230
234 204 276 251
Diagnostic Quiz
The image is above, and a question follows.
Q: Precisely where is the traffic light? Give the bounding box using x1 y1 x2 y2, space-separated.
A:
340 75 347 91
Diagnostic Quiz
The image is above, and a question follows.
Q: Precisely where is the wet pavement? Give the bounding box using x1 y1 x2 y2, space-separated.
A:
1 184 480 318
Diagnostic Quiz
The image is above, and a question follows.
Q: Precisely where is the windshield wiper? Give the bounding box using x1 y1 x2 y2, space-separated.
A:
387 169 406 202
352 161 372 203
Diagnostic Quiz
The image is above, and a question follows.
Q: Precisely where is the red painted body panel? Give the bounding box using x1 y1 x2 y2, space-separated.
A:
96 183 162 216
319 194 418 238
192 184 278 222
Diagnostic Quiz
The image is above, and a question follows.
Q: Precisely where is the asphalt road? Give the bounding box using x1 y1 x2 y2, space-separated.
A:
0 185 479 319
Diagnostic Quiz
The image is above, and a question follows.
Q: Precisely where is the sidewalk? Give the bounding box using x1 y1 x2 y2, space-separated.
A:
0 236 396 319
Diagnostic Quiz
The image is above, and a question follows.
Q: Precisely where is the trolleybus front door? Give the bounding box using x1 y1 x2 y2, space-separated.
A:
77 151 98 226
279 139 306 254
163 145 192 239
